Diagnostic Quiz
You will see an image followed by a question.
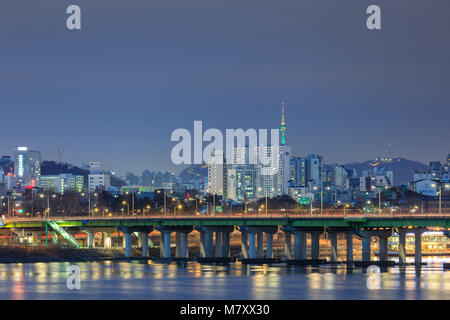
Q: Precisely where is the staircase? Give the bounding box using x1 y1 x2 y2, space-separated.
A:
47 220 80 248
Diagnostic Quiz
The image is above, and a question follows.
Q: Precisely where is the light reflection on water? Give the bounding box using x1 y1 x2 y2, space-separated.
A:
0 257 448 300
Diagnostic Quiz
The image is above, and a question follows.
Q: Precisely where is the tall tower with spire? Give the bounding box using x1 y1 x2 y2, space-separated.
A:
280 99 287 146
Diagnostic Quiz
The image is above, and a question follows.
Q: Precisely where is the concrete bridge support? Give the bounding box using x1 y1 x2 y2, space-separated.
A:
329 231 338 263
362 236 371 262
360 230 391 263
241 231 249 258
324 228 356 263
175 232 181 257
121 232 126 249
222 232 230 258
283 227 329 262
179 232 189 258
124 231 132 258
310 231 321 260
196 226 232 258
160 231 172 258
346 232 353 262
284 231 292 260
240 226 278 260
256 232 264 258
103 232 112 249
248 232 256 259
379 235 389 262
293 231 307 260
398 229 407 265
156 226 193 259
83 229 95 248
141 232 149 257
201 230 214 258
266 232 274 259
414 229 424 265
215 232 223 257
137 233 143 248
118 227 153 258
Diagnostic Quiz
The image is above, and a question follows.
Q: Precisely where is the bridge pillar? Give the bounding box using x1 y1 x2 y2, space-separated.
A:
362 236 371 261
222 232 230 258
293 231 307 260
266 232 274 259
140 232 149 257
346 232 353 262
103 232 112 249
311 231 321 260
248 233 256 259
329 231 338 263
156 226 191 259
197 229 214 258
196 226 232 258
241 231 249 259
256 232 264 258
398 229 407 265
284 231 292 260
379 235 388 262
122 232 126 249
137 233 143 248
179 232 189 258
175 232 181 257
215 232 223 257
414 229 423 265
204 231 214 257
124 231 132 258
160 231 172 258
84 229 95 248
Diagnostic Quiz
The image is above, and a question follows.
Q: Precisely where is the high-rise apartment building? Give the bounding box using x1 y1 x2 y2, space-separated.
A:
290 156 307 187
13 146 41 186
207 150 226 197
306 154 323 188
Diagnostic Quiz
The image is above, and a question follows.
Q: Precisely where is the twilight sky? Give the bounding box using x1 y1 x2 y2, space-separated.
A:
0 0 449 176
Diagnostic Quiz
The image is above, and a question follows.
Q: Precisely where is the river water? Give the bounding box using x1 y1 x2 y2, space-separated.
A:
0 256 448 300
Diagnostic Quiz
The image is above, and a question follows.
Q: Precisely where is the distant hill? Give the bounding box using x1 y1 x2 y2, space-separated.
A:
41 161 87 176
343 157 429 185
40 161 126 188
178 164 208 181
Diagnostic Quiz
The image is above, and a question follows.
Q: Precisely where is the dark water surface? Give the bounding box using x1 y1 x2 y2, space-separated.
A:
0 256 448 300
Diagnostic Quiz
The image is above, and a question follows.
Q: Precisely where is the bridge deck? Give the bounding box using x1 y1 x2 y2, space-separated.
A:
1 213 449 229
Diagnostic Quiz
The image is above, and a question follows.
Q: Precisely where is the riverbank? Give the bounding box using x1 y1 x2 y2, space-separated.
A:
1 245 447 264
0 246 129 263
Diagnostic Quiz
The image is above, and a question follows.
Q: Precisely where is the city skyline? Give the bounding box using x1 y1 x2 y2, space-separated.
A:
1 1 449 175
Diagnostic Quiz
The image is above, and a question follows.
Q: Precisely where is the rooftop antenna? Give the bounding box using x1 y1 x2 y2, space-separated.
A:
57 146 64 164
388 144 392 159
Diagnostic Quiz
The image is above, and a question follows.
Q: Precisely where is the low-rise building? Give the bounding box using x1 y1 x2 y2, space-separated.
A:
88 173 111 193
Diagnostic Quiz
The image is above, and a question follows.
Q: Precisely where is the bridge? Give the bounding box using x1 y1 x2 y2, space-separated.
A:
1 211 449 266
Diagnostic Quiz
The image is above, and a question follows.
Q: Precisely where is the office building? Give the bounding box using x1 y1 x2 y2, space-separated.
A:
13 146 41 186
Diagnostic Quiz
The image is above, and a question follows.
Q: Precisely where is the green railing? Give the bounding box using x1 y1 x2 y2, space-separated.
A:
47 220 80 248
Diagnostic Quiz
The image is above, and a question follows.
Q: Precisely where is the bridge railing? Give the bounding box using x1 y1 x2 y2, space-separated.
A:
2 209 450 222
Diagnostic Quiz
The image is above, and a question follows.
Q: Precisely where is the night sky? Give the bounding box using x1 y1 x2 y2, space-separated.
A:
1 0 449 175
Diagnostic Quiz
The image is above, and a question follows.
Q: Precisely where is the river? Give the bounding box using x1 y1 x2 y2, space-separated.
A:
0 256 448 300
